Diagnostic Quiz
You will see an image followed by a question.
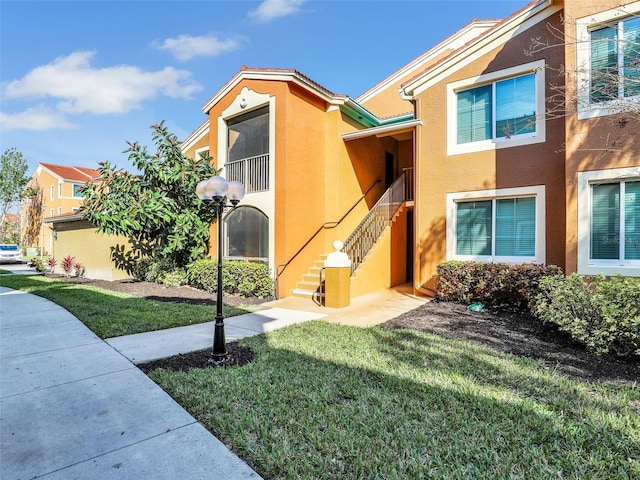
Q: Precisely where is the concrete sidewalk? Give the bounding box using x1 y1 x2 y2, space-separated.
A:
0 287 262 480
106 308 327 364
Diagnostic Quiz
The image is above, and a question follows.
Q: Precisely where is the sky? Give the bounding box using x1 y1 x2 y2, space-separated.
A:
1 0 529 176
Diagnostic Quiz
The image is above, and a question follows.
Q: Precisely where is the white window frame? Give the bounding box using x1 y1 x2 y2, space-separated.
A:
446 185 546 264
58 207 62 215
577 167 640 276
576 2 640 120
58 183 62 197
50 185 54 201
447 59 546 156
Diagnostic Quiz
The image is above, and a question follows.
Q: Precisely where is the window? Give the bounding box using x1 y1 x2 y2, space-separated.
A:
73 184 83 197
224 206 268 263
447 186 545 263
457 73 536 144
578 168 640 276
590 16 640 103
576 6 640 119
50 185 54 201
447 60 546 155
58 183 62 197
226 107 270 193
58 207 62 215
591 181 640 261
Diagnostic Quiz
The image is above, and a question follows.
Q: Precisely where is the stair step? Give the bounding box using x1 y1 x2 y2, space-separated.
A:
291 289 325 299
296 280 322 291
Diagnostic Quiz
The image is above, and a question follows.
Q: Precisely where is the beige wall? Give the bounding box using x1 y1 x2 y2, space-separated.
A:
52 220 131 281
199 77 412 297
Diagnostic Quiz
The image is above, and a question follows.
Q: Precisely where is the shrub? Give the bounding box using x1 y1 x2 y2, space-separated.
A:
534 274 640 358
61 255 75 277
161 269 189 287
47 257 57 273
132 256 178 283
435 261 562 312
132 257 153 281
187 259 273 298
28 257 45 273
73 262 83 277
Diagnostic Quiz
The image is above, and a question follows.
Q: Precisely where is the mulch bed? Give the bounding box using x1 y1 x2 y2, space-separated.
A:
55 275 638 386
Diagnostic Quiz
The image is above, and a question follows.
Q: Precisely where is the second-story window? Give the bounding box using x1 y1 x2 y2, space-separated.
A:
590 15 640 103
50 185 54 201
226 106 269 193
73 184 83 197
456 73 537 144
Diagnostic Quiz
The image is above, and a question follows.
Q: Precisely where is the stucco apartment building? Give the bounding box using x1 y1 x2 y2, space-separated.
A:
182 0 639 299
21 162 100 255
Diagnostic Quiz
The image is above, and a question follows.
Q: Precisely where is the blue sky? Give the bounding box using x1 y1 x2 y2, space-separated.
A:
1 0 527 175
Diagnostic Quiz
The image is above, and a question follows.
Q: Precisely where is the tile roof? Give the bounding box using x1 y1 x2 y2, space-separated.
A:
39 163 100 182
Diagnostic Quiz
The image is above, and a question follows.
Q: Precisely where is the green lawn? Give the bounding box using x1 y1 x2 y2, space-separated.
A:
150 322 640 480
0 274 250 338
2 273 638 478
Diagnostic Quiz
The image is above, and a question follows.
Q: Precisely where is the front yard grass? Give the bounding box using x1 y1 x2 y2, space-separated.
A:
150 321 640 480
0 274 248 338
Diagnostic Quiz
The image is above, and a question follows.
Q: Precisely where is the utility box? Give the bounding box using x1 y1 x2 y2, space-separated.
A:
323 240 351 308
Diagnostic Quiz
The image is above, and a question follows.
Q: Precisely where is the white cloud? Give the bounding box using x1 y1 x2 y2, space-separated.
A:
152 34 245 61
2 51 202 115
249 0 307 22
0 105 75 131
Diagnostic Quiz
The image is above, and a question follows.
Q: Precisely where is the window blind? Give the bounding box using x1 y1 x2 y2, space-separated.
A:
457 85 492 144
495 74 536 138
495 197 536 256
624 181 640 260
456 200 492 255
591 183 620 259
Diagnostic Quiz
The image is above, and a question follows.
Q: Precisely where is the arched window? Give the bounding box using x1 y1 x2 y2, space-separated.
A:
224 206 268 264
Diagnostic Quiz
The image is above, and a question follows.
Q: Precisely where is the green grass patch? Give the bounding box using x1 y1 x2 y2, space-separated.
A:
150 321 640 480
0 269 12 275
0 275 250 338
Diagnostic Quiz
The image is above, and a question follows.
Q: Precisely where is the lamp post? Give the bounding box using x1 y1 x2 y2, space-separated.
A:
196 176 245 365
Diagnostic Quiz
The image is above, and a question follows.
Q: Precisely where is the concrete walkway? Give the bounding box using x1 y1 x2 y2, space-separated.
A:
0 287 262 479
0 282 428 479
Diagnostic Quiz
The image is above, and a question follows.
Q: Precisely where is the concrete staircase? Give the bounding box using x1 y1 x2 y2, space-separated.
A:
290 256 326 299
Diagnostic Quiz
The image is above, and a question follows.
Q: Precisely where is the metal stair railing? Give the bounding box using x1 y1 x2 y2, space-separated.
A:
343 171 407 275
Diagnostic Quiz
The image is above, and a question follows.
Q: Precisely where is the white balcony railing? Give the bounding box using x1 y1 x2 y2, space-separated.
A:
225 154 269 194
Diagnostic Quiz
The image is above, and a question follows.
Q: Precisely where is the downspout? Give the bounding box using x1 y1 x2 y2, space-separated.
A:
399 87 433 298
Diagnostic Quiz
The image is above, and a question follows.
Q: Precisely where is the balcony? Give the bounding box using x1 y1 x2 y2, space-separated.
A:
225 154 269 194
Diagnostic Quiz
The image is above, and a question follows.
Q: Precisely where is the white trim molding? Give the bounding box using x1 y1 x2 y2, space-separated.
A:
575 2 640 120
577 166 640 277
446 185 546 264
446 59 547 156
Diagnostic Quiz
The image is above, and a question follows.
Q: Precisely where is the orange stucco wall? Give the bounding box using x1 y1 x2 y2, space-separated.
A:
563 0 640 275
201 77 399 297
413 11 567 289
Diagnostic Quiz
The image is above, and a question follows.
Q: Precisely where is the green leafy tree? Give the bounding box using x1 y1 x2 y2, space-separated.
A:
80 122 220 269
0 148 30 242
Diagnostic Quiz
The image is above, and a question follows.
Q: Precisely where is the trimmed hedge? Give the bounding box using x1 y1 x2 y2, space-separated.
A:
187 259 273 298
535 274 640 358
436 261 563 312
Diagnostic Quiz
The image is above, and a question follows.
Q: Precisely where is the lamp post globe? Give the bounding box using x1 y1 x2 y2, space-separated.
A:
196 175 245 365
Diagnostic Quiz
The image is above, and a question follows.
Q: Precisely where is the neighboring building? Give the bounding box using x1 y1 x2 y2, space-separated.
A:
182 0 639 299
21 163 100 255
